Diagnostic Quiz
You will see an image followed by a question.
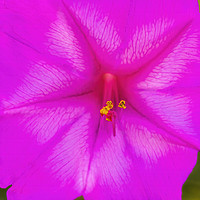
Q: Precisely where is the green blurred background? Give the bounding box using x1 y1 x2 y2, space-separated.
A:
182 152 200 200
182 4 200 200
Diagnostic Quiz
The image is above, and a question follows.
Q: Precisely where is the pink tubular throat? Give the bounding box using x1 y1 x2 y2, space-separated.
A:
102 73 118 136
103 73 119 107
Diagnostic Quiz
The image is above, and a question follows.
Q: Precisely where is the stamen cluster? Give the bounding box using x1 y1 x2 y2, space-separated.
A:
100 100 126 121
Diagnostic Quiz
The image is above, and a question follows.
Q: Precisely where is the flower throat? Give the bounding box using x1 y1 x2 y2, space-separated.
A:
100 73 126 136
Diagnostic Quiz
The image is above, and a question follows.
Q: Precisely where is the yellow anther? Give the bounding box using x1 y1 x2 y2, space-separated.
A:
118 100 126 109
100 106 109 116
106 117 112 121
100 101 113 116
106 101 113 109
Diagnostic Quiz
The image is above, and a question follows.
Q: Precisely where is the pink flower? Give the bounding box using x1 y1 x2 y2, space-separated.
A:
0 0 200 199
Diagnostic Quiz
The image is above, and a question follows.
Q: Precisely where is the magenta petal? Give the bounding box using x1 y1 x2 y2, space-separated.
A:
114 108 197 200
63 0 199 74
122 17 200 150
4 94 100 200
129 90 200 149
0 94 100 194
79 109 197 200
0 1 98 109
4 95 197 200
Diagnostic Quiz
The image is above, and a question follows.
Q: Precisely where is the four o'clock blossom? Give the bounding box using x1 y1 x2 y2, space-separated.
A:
0 0 200 199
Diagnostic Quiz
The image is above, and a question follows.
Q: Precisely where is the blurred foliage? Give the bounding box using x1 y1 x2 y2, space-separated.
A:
198 0 200 11
182 152 200 200
0 185 11 200
0 188 7 200
75 195 85 200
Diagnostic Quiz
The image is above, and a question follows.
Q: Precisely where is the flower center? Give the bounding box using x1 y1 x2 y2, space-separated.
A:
99 73 126 136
